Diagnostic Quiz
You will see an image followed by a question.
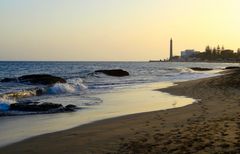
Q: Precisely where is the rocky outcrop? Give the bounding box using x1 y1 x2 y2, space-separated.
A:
94 69 129 77
10 102 64 112
0 101 78 116
190 67 213 71
9 102 78 112
0 78 16 82
225 66 240 70
65 104 78 111
1 74 66 85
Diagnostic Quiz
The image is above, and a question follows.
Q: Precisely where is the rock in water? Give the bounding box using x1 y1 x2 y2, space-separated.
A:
18 74 66 85
10 102 63 112
225 66 240 70
65 104 78 111
0 78 17 82
1 74 66 85
94 69 129 77
190 67 213 71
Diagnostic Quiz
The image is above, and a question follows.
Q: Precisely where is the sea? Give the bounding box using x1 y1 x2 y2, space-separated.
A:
0 61 238 147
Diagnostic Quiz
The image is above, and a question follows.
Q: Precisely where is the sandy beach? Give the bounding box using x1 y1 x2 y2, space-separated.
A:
1 69 240 154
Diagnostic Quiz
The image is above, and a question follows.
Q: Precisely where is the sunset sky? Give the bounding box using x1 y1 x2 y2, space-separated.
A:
0 0 240 61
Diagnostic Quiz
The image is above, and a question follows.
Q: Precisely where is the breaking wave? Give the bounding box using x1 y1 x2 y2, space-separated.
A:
47 83 76 94
47 78 87 94
0 78 88 100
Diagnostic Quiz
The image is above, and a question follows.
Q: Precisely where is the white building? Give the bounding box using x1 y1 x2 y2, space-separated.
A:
181 49 200 58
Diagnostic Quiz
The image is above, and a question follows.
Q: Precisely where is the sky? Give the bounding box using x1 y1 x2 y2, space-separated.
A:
0 0 240 61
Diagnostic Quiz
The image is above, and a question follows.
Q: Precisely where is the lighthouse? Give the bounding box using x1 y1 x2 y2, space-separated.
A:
170 38 173 60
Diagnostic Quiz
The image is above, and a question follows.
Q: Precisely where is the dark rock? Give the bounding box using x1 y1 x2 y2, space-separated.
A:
36 88 44 96
0 78 17 82
1 74 66 85
225 66 240 70
190 67 213 71
65 104 78 111
18 74 66 85
18 100 40 105
94 69 129 77
10 102 63 112
1 101 79 116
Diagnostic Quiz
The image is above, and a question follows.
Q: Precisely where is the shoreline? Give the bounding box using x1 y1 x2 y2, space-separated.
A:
0 82 194 148
1 69 240 153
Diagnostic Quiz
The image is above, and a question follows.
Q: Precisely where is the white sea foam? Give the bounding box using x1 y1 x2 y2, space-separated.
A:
0 98 16 104
177 68 194 73
47 83 76 94
67 78 88 90
47 78 87 94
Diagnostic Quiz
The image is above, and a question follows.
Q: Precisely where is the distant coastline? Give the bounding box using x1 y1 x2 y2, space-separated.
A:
149 60 240 63
155 39 240 63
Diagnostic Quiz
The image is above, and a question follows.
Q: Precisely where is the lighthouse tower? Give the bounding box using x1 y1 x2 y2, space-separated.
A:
170 38 173 60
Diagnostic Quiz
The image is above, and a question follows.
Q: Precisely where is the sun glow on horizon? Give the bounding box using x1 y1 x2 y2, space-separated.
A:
0 0 240 61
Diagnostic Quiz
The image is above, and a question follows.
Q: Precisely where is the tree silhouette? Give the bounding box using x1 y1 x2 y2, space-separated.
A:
221 46 225 51
217 45 221 52
237 48 240 53
205 45 211 52
193 45 240 62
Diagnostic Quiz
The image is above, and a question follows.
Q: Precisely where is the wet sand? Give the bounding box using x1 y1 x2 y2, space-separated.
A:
1 69 240 153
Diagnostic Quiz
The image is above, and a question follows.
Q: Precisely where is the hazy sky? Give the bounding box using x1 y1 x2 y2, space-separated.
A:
0 0 240 61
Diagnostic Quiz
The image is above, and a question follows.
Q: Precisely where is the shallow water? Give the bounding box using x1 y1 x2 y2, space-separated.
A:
0 82 194 147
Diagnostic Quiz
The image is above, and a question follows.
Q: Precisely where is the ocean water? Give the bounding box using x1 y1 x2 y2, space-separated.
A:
0 61 238 146
0 61 236 97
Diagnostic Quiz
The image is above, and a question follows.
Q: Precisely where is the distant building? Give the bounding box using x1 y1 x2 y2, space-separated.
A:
221 49 234 55
171 56 181 61
181 49 200 59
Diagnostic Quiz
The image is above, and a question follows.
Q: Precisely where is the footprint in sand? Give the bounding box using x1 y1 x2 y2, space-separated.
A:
135 132 140 135
219 143 230 149
139 137 148 143
119 137 125 141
